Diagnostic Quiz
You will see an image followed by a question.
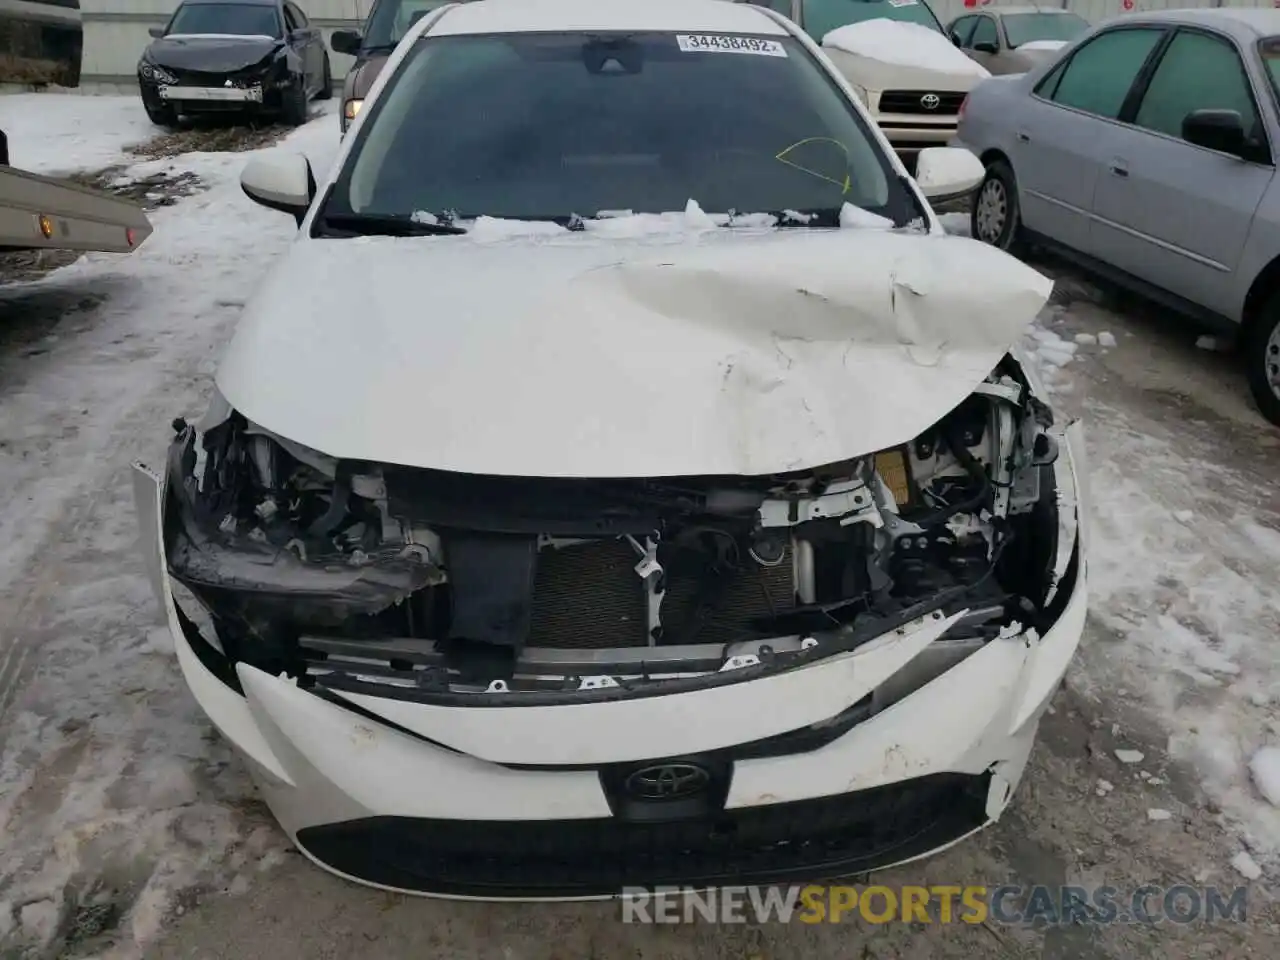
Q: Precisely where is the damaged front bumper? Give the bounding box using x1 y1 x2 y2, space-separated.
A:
131 421 1089 898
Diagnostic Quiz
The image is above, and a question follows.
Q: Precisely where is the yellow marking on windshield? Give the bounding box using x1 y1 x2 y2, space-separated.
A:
775 137 853 194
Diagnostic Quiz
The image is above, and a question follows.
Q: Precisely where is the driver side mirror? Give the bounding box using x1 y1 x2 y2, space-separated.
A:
973 40 998 54
1182 108 1246 157
914 147 984 203
241 151 316 226
330 29 361 55
148 26 164 38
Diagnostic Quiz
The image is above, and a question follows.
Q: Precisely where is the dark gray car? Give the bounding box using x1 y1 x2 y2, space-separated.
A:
956 8 1280 425
330 0 458 133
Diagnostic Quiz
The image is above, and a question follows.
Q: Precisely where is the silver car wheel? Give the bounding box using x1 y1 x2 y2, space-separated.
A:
1266 320 1280 397
975 178 1007 245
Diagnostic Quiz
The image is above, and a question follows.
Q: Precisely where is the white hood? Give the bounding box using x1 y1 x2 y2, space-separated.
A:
216 227 1051 478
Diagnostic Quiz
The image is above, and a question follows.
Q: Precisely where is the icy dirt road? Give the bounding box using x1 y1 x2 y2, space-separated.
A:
0 99 1277 959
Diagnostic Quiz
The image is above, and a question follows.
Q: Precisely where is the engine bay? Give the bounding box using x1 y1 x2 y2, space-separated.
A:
163 356 1069 695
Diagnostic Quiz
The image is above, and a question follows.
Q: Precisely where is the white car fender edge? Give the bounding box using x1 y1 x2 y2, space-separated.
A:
131 462 295 788
329 609 969 766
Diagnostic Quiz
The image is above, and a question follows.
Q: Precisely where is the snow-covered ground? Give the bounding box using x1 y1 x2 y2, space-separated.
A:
0 96 339 955
1 94 156 175
0 94 1277 958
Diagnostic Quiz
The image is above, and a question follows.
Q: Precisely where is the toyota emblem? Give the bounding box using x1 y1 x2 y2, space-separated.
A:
921 93 941 110
624 762 712 801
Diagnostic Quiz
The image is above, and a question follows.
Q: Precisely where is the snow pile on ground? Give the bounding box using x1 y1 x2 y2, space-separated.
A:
0 98 338 958
1017 39 1069 52
1078 405 1280 869
937 211 970 237
1 93 155 175
823 19 991 77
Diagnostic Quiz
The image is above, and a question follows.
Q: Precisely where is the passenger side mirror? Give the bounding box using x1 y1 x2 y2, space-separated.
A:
330 29 361 55
241 151 316 226
148 26 165 39
914 147 985 203
1182 109 1246 157
973 40 998 54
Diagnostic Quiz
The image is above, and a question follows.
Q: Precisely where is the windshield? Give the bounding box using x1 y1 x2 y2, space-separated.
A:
1260 36 1280 101
166 1 281 37
802 0 944 40
361 0 451 50
324 31 916 230
1002 12 1087 48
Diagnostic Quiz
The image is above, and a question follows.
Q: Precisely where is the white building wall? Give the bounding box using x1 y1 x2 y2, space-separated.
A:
79 0 1280 87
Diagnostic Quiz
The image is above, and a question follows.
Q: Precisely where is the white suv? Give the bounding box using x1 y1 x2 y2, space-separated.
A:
737 0 990 172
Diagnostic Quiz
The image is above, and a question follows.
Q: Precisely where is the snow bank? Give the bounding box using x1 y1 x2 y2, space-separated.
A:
823 20 991 78
0 97 340 958
1 94 154 175
1251 747 1280 808
1080 406 1280 870
1017 39 1068 52
938 212 970 238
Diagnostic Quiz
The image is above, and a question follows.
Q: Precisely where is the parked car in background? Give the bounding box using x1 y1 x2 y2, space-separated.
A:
736 0 989 173
330 0 458 133
135 0 1088 899
136 0 331 128
946 6 1089 75
957 8 1280 425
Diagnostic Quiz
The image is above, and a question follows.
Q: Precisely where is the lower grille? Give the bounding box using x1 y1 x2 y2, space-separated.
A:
527 539 795 649
296 772 992 897
879 90 966 115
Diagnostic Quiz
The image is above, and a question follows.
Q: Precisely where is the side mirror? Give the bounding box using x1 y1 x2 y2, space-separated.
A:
148 26 165 39
241 151 315 226
330 29 362 55
1182 108 1246 157
914 146 985 203
973 40 998 54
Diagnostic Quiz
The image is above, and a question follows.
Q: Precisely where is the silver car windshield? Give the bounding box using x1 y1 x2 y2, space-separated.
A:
325 31 914 228
1002 12 1088 49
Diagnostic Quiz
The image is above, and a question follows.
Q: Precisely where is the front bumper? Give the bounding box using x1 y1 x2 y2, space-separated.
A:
131 424 1089 898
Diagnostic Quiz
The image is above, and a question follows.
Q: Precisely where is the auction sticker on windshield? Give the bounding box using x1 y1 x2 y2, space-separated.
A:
676 35 788 56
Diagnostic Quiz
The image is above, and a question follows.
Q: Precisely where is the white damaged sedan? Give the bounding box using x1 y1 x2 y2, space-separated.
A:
133 0 1088 897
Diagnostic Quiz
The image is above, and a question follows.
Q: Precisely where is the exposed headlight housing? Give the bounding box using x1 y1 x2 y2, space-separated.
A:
139 60 177 84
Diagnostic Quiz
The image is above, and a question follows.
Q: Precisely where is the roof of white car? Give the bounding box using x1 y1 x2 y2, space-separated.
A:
428 0 790 37
1123 6 1280 37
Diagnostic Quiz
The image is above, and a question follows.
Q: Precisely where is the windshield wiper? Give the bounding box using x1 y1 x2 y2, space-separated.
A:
321 213 467 238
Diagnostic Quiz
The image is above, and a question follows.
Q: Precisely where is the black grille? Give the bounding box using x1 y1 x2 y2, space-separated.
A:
878 91 966 115
170 66 264 88
297 772 991 897
527 540 795 649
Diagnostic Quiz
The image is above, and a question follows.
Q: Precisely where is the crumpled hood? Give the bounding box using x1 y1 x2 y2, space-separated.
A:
145 35 282 73
217 227 1052 478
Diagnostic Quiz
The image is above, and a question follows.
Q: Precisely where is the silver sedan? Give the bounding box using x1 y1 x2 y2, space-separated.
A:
957 7 1280 426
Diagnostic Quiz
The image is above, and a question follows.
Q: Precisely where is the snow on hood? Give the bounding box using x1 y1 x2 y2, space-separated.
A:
216 228 1051 478
823 20 990 79
1017 39 1069 52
